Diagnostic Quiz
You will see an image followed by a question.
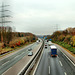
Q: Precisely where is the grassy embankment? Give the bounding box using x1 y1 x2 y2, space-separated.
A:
0 37 36 56
47 28 75 55
0 42 34 57
53 41 75 54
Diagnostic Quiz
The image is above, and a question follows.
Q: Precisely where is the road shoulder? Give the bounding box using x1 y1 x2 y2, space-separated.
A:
2 43 42 75
54 43 75 64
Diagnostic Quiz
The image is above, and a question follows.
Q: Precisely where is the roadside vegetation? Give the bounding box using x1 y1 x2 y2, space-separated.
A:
47 27 75 54
0 26 37 55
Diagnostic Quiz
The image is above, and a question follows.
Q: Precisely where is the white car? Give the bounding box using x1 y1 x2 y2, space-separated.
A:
28 51 33 56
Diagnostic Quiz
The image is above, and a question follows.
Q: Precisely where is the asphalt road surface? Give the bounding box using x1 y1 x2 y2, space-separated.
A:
35 41 75 75
0 42 38 75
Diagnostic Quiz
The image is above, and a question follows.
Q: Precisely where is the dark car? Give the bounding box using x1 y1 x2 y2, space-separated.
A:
28 48 32 51
45 44 47 46
45 46 47 48
45 45 47 48
47 40 48 42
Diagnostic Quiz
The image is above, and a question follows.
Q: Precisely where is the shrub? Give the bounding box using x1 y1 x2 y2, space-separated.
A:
64 35 72 44
11 45 15 48
20 38 25 45
16 41 20 46
58 35 65 41
73 48 75 54
53 41 75 54
71 36 75 47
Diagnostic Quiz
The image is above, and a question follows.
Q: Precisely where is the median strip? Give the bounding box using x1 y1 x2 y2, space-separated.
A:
24 41 44 75
33 44 44 75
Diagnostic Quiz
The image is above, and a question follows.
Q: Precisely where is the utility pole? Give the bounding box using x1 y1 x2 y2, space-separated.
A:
0 2 11 42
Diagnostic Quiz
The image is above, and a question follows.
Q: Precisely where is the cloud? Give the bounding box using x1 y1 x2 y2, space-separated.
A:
0 0 75 35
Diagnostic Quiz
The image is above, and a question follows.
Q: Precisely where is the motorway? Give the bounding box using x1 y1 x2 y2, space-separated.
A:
0 42 38 75
35 41 75 75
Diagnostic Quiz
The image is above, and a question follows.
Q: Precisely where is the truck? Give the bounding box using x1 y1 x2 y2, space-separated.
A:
48 41 53 46
50 45 57 57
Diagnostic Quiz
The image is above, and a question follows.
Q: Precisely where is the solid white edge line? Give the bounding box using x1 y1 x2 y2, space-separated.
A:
18 42 42 75
59 48 75 66
18 52 36 75
49 66 50 74
32 46 44 75
64 72 67 75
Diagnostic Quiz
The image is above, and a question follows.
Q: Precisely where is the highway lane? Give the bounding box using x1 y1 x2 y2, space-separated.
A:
55 45 75 75
0 42 38 75
35 41 75 75
35 45 49 75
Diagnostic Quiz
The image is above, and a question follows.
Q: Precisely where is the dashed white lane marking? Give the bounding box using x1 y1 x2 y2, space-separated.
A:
2 61 9 66
59 49 75 66
21 52 25 54
49 66 50 74
14 55 20 59
59 61 63 66
64 72 67 75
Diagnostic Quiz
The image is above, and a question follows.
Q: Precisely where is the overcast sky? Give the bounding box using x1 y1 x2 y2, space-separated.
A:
0 0 75 35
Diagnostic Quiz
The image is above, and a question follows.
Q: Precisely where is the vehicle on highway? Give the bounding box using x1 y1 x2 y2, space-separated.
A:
36 39 41 43
45 46 47 48
28 48 32 51
50 45 57 56
45 45 47 48
28 51 33 56
38 40 40 42
45 44 47 46
36 40 39 44
47 40 48 42
48 41 54 46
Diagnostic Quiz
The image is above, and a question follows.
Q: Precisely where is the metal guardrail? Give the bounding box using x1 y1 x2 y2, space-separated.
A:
19 41 44 75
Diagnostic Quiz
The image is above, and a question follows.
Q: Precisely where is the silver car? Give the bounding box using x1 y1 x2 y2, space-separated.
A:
28 51 33 56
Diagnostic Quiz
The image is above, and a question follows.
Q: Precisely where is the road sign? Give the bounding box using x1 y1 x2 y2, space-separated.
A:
49 39 52 41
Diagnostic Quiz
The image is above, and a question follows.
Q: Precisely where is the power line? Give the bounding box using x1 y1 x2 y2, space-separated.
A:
0 2 12 42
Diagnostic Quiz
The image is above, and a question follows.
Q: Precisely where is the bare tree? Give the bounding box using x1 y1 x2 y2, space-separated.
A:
0 2 11 43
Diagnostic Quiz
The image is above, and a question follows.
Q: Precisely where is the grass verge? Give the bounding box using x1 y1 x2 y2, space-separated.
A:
0 42 34 57
53 41 75 54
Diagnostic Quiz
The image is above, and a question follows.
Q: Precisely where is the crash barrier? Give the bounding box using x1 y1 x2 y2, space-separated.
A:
19 41 44 75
